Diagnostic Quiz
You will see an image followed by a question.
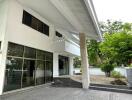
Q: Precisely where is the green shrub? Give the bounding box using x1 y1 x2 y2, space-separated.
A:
101 63 114 77
111 71 124 79
128 64 132 68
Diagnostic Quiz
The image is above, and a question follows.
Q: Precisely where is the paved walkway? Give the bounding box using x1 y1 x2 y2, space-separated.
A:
0 85 132 100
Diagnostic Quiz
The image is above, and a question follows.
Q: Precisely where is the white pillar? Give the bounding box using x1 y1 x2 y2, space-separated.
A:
53 53 59 77
79 33 90 89
0 41 8 95
69 57 74 76
0 0 9 95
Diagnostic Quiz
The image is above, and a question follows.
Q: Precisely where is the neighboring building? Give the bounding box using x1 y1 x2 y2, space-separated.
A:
0 0 102 95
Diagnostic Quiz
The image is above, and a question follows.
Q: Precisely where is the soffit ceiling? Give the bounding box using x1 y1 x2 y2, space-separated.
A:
17 0 101 41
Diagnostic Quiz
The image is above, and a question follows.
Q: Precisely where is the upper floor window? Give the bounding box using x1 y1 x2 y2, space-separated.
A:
0 41 1 50
56 31 62 37
22 10 49 36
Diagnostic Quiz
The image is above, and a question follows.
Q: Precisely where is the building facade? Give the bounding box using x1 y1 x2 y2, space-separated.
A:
0 0 101 95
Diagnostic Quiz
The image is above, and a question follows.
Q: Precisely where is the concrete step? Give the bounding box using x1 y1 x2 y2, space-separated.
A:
52 77 82 88
90 84 132 94
52 77 132 94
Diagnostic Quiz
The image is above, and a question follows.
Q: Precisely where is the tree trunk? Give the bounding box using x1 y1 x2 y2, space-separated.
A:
105 72 111 77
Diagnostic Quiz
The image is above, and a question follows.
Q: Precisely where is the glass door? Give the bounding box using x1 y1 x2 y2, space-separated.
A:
22 60 35 88
59 55 69 75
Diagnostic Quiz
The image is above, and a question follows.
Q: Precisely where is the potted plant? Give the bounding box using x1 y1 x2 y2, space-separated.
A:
126 64 132 87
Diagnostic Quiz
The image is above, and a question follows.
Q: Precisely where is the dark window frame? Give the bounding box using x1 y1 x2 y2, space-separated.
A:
22 10 49 36
0 41 1 50
56 31 63 37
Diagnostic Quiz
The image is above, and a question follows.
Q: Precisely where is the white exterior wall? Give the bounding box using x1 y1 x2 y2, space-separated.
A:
0 0 8 41
0 0 9 95
0 0 79 95
65 41 80 56
6 0 54 52
69 57 74 75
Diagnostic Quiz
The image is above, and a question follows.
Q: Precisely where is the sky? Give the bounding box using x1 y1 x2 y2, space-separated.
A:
92 0 132 22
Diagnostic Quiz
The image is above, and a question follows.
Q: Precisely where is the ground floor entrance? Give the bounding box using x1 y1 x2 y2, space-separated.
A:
0 42 74 94
59 55 69 76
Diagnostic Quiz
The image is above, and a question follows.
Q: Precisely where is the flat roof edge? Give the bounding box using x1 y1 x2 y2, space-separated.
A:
84 0 103 41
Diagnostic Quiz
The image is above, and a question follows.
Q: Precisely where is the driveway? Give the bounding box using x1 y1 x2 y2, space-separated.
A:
0 85 132 100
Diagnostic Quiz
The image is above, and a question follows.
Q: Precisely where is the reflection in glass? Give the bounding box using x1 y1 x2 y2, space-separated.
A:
38 20 43 33
4 42 53 92
36 50 45 60
22 60 35 87
36 61 45 85
4 57 23 92
59 55 69 75
24 47 36 59
7 43 24 57
45 52 53 61
45 61 53 83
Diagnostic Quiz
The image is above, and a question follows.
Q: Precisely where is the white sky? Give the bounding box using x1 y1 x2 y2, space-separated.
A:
92 0 132 22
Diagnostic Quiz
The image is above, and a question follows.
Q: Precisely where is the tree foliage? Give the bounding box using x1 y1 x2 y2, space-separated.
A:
100 32 132 65
87 40 101 66
99 20 132 66
100 20 123 34
73 57 81 68
87 20 132 67
101 62 115 77
75 20 132 69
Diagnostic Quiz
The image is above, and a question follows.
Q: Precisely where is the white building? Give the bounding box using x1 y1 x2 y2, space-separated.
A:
0 0 102 95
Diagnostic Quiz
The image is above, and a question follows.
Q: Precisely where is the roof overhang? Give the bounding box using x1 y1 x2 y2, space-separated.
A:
17 0 102 42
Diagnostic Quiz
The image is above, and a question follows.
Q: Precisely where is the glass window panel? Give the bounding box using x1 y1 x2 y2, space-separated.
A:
22 11 32 26
22 60 35 88
45 52 53 61
36 60 45 85
36 50 45 60
24 47 36 59
38 20 43 33
43 24 49 36
7 43 24 57
31 17 38 30
22 10 49 36
0 41 1 49
45 61 53 83
56 31 62 37
4 57 23 92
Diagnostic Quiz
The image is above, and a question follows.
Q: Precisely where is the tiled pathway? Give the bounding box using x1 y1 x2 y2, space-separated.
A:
0 85 132 100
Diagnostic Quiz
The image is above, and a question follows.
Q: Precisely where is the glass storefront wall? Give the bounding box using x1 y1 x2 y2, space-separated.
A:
4 42 53 92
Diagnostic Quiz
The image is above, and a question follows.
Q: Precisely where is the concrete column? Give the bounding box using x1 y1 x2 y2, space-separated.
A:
0 0 9 95
79 33 90 89
69 57 74 76
53 53 59 77
0 41 8 95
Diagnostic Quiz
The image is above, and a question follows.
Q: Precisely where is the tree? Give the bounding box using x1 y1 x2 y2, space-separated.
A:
73 57 81 68
101 62 115 77
87 40 101 66
99 32 132 66
100 20 123 34
87 20 132 68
